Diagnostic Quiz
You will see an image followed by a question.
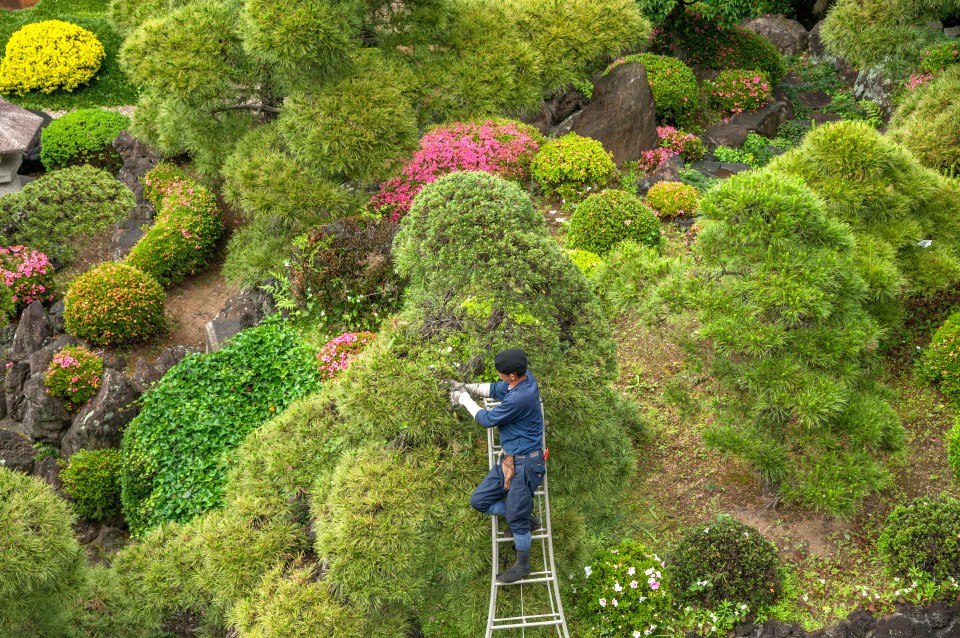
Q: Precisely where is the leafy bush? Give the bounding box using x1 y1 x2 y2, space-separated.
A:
670 514 782 608
40 108 129 171
637 147 678 174
949 420 960 481
316 332 376 381
0 467 85 637
532 133 616 203
591 241 688 317
575 540 671 637
60 448 123 521
678 167 719 193
919 42 960 73
0 20 105 95
44 345 103 411
708 69 772 115
370 119 543 221
0 283 12 321
878 496 960 580
0 245 55 309
120 319 323 535
919 310 960 404
658 125 704 162
64 262 165 345
0 165 135 266
606 53 698 125
141 161 189 208
645 181 699 220
288 216 404 332
567 190 660 255
889 66 960 175
566 248 603 278
125 179 223 287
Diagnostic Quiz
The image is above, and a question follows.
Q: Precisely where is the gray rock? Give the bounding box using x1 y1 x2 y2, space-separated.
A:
798 90 832 109
11 301 51 356
4 359 30 421
206 319 245 353
638 154 684 195
926 20 944 32
112 131 163 208
28 334 80 377
560 62 659 164
129 345 195 394
808 21 826 57
109 218 150 261
729 100 793 138
48 299 65 334
0 428 35 474
521 87 589 135
717 162 753 177
33 454 62 492
705 122 749 149
743 15 809 55
854 67 897 115
61 368 139 457
20 373 71 443
810 112 843 125
945 26 960 38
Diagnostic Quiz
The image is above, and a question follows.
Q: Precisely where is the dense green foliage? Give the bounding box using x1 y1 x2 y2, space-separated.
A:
949 420 960 481
0 282 13 321
40 107 129 170
691 169 902 516
531 133 616 203
645 181 699 220
889 66 960 175
44 345 104 411
708 69 772 115
0 165 135 266
120 319 323 536
567 189 660 255
0 467 85 637
590 241 688 317
669 515 782 608
60 448 123 520
566 248 603 278
64 262 166 345
606 53 698 125
878 495 960 580
919 310 960 404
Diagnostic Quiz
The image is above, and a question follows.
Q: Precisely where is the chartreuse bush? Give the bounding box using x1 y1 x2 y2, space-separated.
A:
645 181 699 220
567 189 660 254
606 53 698 125
40 108 129 170
0 20 104 95
64 262 165 345
0 467 85 637
949 420 960 481
0 165 135 267
60 448 123 520
532 133 616 203
691 169 902 516
120 318 322 536
878 495 960 580
919 310 960 403
566 248 603 277
670 515 782 608
108 171 640 635
889 66 960 175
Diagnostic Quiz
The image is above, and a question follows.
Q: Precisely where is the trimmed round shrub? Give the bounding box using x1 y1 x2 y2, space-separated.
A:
0 467 85 636
607 53 698 125
575 540 671 636
125 179 223 287
709 69 772 115
919 42 960 74
64 262 166 345
878 495 960 580
141 162 190 208
889 66 960 175
0 165 136 267
531 133 616 203
658 125 705 162
919 310 960 404
40 108 130 171
567 190 660 255
0 245 55 309
316 331 375 381
44 345 103 411
371 118 544 221
670 514 783 608
646 181 700 220
60 448 123 521
0 20 105 95
566 248 602 277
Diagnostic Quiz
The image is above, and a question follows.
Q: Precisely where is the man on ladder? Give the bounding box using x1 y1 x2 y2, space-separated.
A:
449 348 546 584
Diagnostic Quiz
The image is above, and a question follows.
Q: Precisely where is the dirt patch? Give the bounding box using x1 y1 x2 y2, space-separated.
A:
157 259 237 352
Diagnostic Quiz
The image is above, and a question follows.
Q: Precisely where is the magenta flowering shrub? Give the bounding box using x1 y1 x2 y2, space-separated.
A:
370 119 543 221
316 331 376 381
905 71 934 91
141 162 190 208
637 147 677 174
919 43 960 74
64 262 165 345
708 69 771 115
657 126 705 162
44 345 103 411
0 245 55 309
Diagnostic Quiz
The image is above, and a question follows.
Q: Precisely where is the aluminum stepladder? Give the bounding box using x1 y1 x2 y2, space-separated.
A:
483 398 569 638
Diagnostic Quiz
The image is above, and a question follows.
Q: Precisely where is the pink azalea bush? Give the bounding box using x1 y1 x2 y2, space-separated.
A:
316 331 376 381
905 71 934 91
370 119 543 221
0 245 55 309
44 345 103 411
141 162 190 208
657 126 705 162
708 69 771 115
637 147 677 174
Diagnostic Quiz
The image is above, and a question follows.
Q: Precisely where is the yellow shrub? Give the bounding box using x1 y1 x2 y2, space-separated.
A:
0 21 105 96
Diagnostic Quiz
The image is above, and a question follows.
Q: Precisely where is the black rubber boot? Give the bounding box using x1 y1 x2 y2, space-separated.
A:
496 550 531 584
504 515 541 538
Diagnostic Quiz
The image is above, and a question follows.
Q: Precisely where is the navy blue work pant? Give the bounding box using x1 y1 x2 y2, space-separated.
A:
470 452 546 536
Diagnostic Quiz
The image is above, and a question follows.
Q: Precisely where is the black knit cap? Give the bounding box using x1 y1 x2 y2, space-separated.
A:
494 348 528 376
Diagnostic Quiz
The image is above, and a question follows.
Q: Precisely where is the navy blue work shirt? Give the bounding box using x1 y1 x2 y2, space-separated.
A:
474 371 544 456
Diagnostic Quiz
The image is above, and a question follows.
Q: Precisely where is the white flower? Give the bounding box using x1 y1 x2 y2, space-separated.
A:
802 595 809 602
599 598 606 607
628 566 636 576
584 566 592 578
631 580 639 589
744 531 749 537
634 633 641 638
612 598 618 607
556 217 567 223
704 527 709 533
645 567 655 576
613 582 623 592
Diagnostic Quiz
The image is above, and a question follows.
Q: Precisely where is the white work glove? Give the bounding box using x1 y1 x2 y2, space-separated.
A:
457 391 482 418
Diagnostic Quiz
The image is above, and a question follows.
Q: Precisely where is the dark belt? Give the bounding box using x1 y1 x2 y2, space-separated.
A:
510 449 543 461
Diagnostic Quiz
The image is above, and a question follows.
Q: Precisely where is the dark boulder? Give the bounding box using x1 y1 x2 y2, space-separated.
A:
0 428 36 474
33 454 63 493
28 334 80 377
4 359 30 421
130 345 196 394
743 15 810 55
520 87 590 135
61 368 140 457
11 301 51 357
705 122 749 149
205 287 277 353
20 372 71 443
729 100 793 139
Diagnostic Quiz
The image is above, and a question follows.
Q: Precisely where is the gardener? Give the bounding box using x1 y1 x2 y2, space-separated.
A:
448 348 546 584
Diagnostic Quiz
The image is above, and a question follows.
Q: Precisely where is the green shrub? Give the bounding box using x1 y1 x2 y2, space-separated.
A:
45 345 104 411
645 181 699 220
531 133 616 203
590 241 689 317
40 108 129 171
141 161 189 208
889 65 960 175
0 467 85 637
778 449 893 518
64 262 166 345
0 20 104 95
606 53 698 125
878 495 960 580
567 189 660 255
709 69 772 115
919 310 960 403
0 282 13 321
108 0 195 37
60 448 123 520
575 540 671 636
566 248 603 278
949 419 960 481
0 165 135 266
120 318 323 536
919 41 960 73
670 514 782 608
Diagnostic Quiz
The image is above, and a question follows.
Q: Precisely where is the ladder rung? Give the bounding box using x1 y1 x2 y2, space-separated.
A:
494 612 563 623
495 574 555 587
492 616 564 629
496 531 549 543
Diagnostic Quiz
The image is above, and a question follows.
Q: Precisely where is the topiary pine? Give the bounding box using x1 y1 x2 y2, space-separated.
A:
878 495 960 581
567 189 661 255
60 448 123 521
40 108 130 171
889 65 960 176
